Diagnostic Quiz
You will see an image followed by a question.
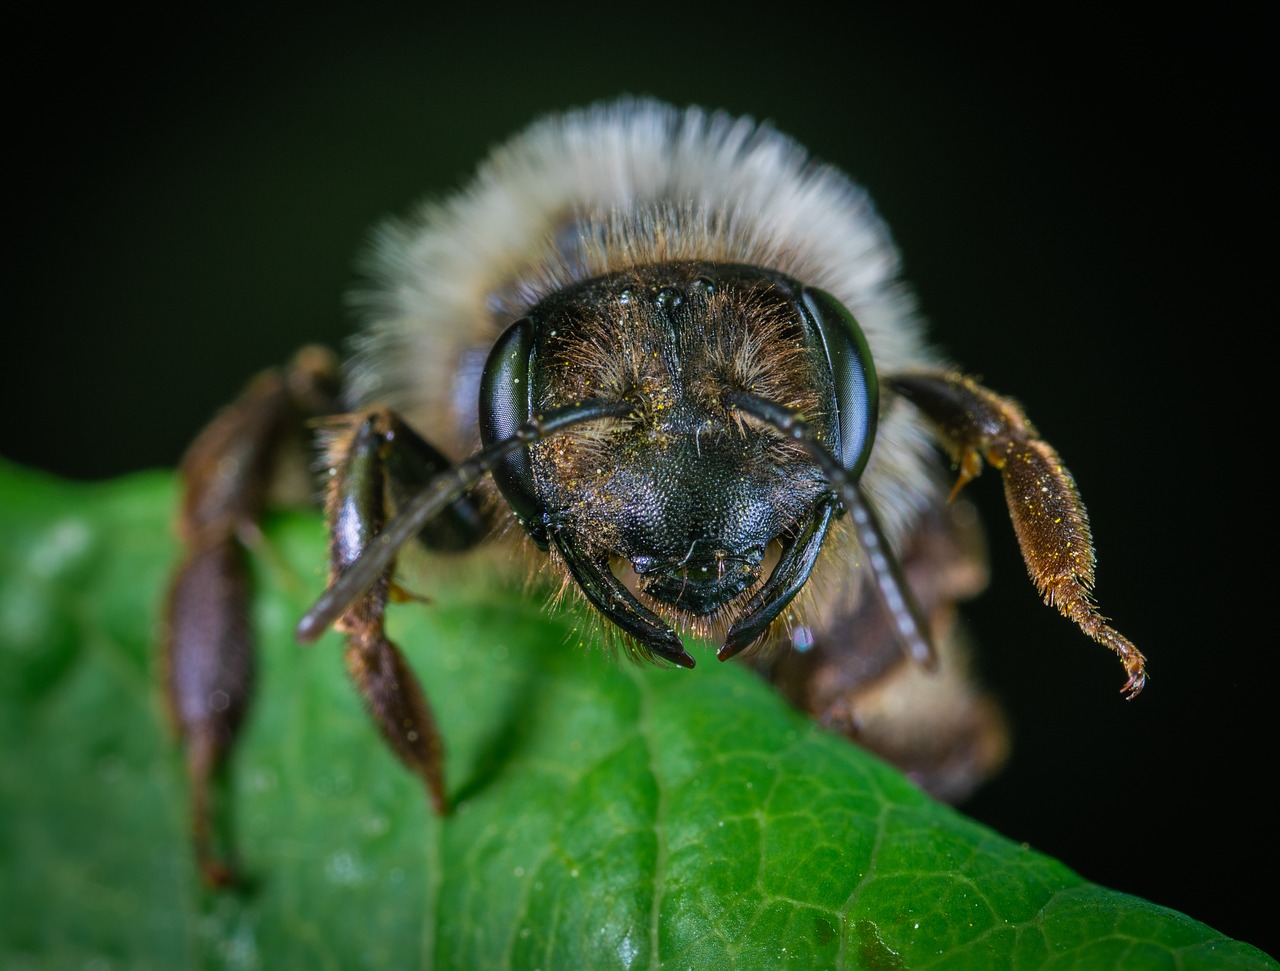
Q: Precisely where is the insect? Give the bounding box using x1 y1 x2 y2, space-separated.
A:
164 97 1147 887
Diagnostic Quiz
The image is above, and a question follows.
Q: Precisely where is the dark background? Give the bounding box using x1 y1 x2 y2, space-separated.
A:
7 5 1274 960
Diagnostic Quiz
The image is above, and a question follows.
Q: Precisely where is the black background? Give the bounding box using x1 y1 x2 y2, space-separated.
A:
7 5 1274 960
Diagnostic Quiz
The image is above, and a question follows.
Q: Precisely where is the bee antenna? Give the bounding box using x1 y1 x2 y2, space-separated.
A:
295 399 633 643
724 390 937 670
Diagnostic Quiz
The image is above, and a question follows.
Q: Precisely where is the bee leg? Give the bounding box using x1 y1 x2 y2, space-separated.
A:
165 346 339 887
296 399 633 643
166 539 252 888
319 408 492 815
378 415 491 554
889 370 1148 698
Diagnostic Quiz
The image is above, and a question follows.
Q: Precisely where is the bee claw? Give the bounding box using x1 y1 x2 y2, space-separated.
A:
1122 663 1149 700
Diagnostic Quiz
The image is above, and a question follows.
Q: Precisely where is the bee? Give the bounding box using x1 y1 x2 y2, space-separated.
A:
165 97 1147 887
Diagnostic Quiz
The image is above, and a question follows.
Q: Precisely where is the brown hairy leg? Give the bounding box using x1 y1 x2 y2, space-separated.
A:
890 370 1148 699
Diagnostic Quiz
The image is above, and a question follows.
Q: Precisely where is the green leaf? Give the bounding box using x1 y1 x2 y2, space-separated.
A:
0 459 1273 971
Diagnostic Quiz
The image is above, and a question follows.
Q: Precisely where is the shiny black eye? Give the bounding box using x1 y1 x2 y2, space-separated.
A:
799 287 878 478
478 315 548 547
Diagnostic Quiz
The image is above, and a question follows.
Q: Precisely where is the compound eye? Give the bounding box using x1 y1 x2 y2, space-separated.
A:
478 316 549 548
800 287 878 477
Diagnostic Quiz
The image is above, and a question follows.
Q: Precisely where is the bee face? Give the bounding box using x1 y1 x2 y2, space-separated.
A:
480 261 867 636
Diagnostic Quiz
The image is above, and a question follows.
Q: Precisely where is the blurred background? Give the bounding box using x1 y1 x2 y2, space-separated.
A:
7 4 1273 958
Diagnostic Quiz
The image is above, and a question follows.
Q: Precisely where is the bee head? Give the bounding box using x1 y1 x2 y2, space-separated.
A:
480 262 877 660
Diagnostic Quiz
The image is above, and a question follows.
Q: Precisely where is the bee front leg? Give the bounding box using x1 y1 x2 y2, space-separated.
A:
318 408 490 816
165 346 339 887
889 370 1148 698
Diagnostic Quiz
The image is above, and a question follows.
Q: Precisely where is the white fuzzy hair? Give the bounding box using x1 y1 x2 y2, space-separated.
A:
344 97 948 549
